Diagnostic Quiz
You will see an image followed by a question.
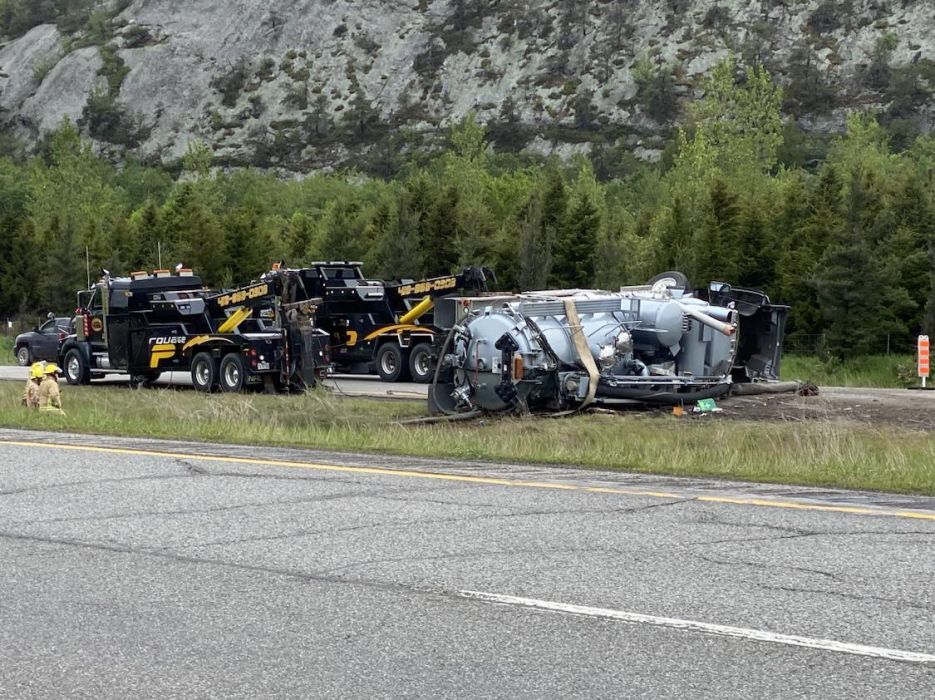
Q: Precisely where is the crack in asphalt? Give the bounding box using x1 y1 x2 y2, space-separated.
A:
164 498 691 550
312 545 636 577
0 528 423 596
755 583 935 614
3 482 470 527
165 513 496 550
687 529 935 548
691 552 846 582
6 488 407 525
0 473 195 497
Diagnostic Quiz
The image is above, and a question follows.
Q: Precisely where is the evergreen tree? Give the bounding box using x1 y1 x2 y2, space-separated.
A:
694 178 741 285
778 166 844 337
517 192 551 290
285 212 317 264
42 216 85 312
814 169 914 357
2 218 41 315
423 185 461 273
552 189 600 288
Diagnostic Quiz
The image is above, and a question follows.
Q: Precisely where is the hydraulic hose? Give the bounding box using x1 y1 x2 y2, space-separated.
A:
429 323 466 416
596 382 731 405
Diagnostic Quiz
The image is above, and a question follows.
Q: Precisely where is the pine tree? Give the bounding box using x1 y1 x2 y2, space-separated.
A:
517 192 551 290
2 217 41 315
423 185 460 273
694 178 740 285
42 216 85 312
814 170 914 357
552 190 600 288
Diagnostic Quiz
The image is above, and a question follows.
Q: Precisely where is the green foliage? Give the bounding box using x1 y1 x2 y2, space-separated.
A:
806 1 842 35
211 58 249 108
0 0 94 38
783 43 838 116
632 58 678 124
2 69 935 368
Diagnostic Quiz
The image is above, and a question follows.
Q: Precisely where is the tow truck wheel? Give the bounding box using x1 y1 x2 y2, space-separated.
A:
15 345 31 366
64 348 90 385
408 343 434 384
219 353 247 392
191 352 218 392
376 343 410 382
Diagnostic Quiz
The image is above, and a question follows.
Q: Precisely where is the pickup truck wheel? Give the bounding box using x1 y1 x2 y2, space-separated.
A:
64 348 90 386
191 352 218 392
376 343 410 382
409 343 434 384
15 345 31 366
219 353 247 392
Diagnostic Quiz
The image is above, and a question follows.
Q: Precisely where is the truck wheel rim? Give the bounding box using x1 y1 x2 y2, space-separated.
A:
381 353 396 375
67 355 80 379
224 363 239 387
17 347 29 365
414 351 429 377
196 362 210 386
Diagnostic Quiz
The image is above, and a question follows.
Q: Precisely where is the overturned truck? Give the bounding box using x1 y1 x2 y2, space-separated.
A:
429 273 788 415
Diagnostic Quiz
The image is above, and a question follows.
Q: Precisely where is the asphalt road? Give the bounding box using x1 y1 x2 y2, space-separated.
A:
0 364 427 399
1 429 933 698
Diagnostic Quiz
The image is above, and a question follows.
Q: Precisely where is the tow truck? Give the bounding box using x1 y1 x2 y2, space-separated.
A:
290 262 495 382
59 268 326 392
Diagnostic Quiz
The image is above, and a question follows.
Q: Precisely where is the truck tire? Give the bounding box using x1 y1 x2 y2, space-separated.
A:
191 352 218 392
219 353 247 392
15 345 31 366
376 343 410 382
408 342 434 384
647 270 690 293
64 348 90 386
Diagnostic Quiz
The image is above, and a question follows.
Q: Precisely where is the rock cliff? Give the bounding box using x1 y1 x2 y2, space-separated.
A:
0 0 932 172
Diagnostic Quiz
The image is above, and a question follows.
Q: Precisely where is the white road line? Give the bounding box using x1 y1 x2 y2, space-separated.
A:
458 591 935 664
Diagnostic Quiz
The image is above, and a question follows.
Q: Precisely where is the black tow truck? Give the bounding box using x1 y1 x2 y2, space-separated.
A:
59 268 326 392
290 262 495 382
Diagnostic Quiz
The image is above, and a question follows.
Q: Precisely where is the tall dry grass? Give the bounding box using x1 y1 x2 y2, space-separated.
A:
1 383 933 494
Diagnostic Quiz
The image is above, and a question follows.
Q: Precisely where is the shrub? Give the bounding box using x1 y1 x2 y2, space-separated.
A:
122 23 152 49
256 56 276 82
702 6 730 30
807 2 841 35
211 58 249 107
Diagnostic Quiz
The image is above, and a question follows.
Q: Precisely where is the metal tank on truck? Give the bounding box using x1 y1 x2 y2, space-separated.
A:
428 272 788 415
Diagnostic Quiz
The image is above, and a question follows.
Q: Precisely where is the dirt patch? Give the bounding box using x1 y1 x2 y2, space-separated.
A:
681 387 935 431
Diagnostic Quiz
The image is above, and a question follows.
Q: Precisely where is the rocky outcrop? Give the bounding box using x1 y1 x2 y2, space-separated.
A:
0 24 62 118
0 1 932 171
22 47 105 135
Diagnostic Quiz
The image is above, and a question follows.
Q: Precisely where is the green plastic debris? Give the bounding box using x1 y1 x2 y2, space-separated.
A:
694 398 719 413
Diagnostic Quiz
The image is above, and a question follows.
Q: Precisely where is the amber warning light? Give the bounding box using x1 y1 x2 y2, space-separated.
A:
918 335 930 388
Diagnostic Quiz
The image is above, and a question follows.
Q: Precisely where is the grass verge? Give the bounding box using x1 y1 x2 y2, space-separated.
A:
781 354 916 388
1 383 934 495
0 335 14 363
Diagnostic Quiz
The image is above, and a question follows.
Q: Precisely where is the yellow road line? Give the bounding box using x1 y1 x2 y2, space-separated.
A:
5 439 935 522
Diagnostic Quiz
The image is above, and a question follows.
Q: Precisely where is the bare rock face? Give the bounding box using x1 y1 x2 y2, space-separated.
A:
0 24 62 116
22 47 105 135
0 0 933 171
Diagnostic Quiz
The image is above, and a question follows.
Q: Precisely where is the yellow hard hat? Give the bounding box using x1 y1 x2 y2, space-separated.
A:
44 363 60 375
30 363 44 379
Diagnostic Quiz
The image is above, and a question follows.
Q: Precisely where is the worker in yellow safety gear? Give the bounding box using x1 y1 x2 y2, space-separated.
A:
22 363 43 409
38 363 65 415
